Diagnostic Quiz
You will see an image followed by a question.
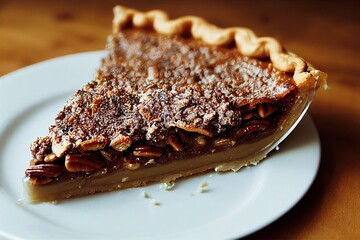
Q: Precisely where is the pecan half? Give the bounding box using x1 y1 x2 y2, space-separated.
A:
79 137 108 151
110 133 132 152
133 145 162 158
65 153 103 172
25 164 63 178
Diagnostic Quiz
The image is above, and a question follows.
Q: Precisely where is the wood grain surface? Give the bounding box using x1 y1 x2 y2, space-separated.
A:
0 0 359 239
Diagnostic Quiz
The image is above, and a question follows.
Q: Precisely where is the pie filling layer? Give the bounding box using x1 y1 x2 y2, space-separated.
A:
24 28 313 202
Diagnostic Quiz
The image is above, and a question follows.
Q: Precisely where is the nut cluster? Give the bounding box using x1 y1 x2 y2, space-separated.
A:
25 164 63 186
26 101 280 186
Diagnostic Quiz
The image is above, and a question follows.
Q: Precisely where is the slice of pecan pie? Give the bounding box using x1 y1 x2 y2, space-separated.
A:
24 6 326 202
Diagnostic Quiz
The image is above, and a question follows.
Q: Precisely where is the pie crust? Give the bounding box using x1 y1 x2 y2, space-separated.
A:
112 6 327 88
24 6 327 203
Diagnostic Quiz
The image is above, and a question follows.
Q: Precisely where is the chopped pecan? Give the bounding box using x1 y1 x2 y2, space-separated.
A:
244 119 270 127
236 120 269 137
100 148 121 162
125 162 141 170
194 136 207 146
133 145 162 158
79 137 108 151
52 137 71 158
257 103 276 118
167 135 185 152
25 164 63 178
110 133 132 151
213 138 236 148
28 176 53 186
30 136 52 161
175 124 213 137
242 112 253 120
30 158 43 166
44 153 57 163
65 153 103 172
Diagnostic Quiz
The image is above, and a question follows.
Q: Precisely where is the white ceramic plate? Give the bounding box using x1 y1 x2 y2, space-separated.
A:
0 52 320 240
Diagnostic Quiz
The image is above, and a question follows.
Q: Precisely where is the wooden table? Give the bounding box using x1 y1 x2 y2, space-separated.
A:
1 0 359 239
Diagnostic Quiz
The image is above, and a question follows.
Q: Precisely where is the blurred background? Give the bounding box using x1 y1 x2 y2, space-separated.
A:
0 0 359 239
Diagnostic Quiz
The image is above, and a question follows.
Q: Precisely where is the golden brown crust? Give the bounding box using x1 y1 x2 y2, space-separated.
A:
113 5 327 89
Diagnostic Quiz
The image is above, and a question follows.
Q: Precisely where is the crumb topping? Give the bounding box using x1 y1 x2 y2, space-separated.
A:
31 29 295 158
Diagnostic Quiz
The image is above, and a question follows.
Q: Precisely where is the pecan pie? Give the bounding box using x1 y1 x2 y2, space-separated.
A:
24 6 327 202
